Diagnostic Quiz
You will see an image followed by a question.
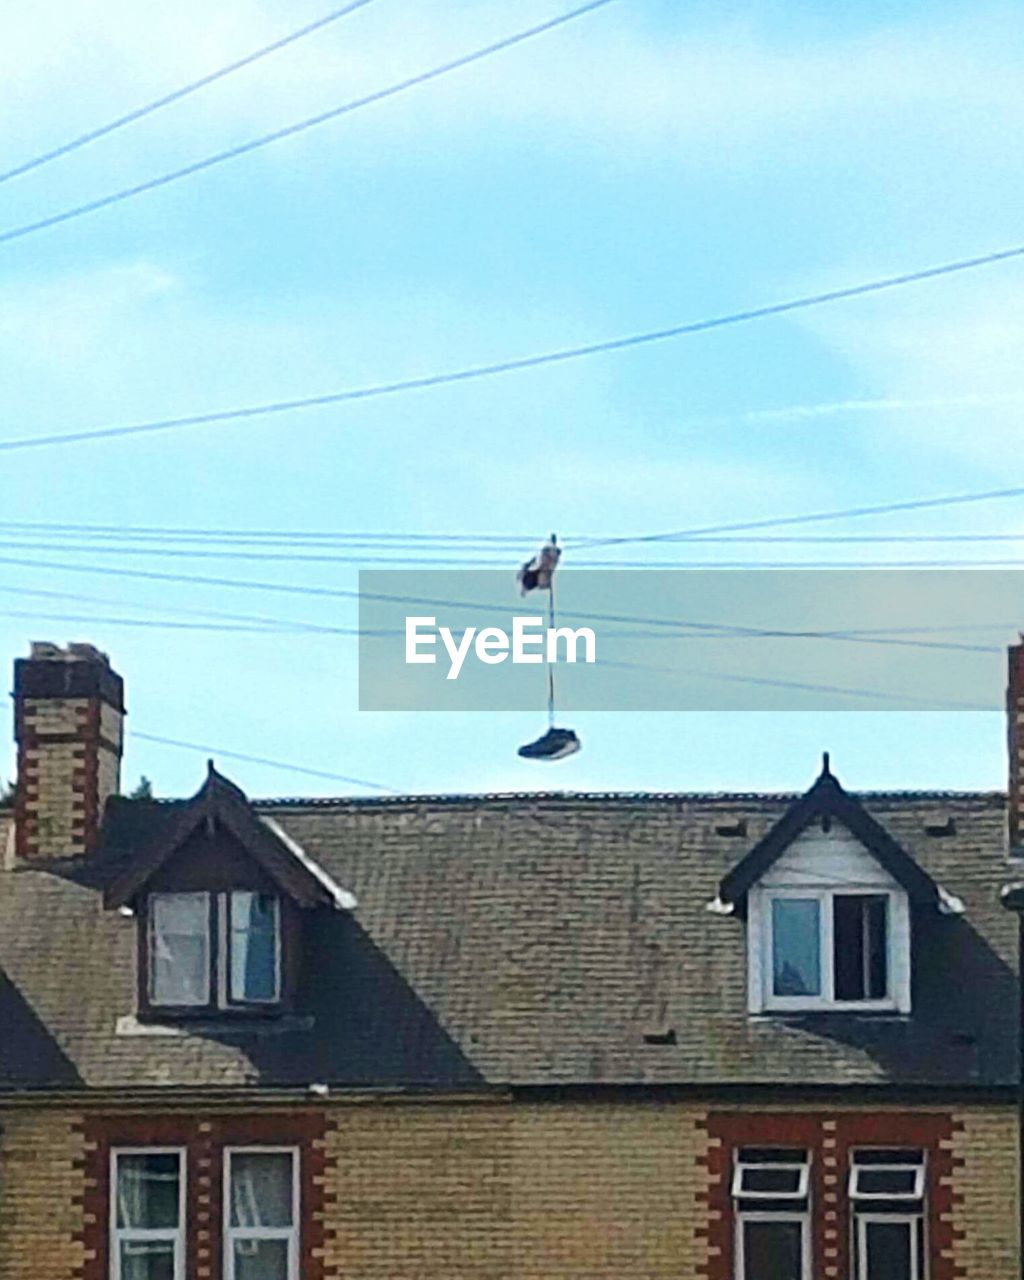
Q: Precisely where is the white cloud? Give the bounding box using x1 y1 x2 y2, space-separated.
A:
795 273 1024 475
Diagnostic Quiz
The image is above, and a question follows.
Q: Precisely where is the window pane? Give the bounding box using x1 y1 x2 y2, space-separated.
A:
230 893 279 1003
858 1168 920 1197
864 1219 914 1280
835 895 888 1001
230 1153 293 1228
741 1167 803 1194
742 1221 803 1280
233 1239 289 1280
151 893 209 1006
855 1149 923 1166
116 1153 180 1229
119 1241 176 1280
772 899 821 997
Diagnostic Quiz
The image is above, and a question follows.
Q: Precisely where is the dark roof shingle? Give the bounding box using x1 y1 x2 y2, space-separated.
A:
0 788 1017 1093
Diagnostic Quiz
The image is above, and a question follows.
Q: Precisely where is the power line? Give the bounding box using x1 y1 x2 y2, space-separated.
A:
577 483 1024 548
600 656 989 711
0 607 300 634
2 241 1022 452
0 538 512 567
5 518 1024 550
130 731 396 793
0 582 363 635
0 0 618 247
0 552 1004 654
0 520 544 545
0 0 377 186
5 534 1024 574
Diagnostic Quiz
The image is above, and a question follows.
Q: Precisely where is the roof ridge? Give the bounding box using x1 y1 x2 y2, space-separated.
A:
247 788 1006 808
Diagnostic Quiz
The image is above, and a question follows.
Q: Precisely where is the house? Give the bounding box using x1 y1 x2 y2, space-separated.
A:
0 638 1021 1280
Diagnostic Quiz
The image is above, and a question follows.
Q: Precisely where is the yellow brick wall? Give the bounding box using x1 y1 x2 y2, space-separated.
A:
21 700 89 737
0 1110 87 1280
950 1106 1020 1280
320 1101 714 1279
20 741 87 857
0 1100 1018 1279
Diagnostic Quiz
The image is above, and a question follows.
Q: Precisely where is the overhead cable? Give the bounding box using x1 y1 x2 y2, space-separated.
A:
0 0 377 185
0 242 1021 452
131 730 396 793
0 0 618 246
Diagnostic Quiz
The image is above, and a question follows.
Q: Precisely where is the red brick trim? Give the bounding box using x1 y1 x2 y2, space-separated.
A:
75 1111 327 1280
702 1110 958 1280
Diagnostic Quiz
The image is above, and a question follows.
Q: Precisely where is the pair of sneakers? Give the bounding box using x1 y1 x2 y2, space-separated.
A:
517 727 581 761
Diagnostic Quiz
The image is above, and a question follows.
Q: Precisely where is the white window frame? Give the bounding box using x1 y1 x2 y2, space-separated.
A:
223 1146 300 1280
855 1212 924 1280
849 1161 927 1202
148 891 211 1008
110 1146 186 1280
731 1154 811 1201
749 885 910 1014
149 890 282 1012
222 892 282 1006
735 1211 810 1280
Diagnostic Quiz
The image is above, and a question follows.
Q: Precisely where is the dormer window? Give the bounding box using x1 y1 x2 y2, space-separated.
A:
228 891 281 1004
151 892 211 1007
713 759 965 1019
762 889 897 1010
149 890 281 1013
104 763 357 1023
751 882 910 1014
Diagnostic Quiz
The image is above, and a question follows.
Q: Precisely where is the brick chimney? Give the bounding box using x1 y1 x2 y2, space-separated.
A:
13 643 125 861
1008 639 1024 851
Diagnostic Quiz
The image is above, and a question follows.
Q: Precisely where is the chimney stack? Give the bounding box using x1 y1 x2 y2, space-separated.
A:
1007 639 1024 851
13 643 125 861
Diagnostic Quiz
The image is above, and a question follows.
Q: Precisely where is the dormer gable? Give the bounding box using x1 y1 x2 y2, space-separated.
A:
104 762 354 912
102 763 354 1021
713 757 964 1017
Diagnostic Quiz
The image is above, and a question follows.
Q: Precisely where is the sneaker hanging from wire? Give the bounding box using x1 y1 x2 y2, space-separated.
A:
517 726 581 761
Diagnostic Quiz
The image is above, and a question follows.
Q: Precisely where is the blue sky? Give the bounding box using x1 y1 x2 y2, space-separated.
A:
1 0 1023 799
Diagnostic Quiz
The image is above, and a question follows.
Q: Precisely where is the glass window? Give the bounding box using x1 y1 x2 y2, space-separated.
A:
732 1148 810 1200
229 893 280 1004
771 898 821 997
150 893 210 1006
740 1219 805 1280
835 895 888 1001
226 1150 296 1280
857 1217 923 1280
850 1149 925 1202
852 1150 925 1280
112 1150 183 1280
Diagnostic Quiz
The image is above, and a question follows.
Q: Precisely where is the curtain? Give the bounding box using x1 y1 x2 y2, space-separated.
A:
151 893 209 1005
230 1153 293 1228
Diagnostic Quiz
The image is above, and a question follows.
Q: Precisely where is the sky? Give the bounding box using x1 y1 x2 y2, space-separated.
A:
1 0 1024 800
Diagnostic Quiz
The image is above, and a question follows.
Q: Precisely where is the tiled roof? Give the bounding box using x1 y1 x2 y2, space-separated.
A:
0 787 1017 1093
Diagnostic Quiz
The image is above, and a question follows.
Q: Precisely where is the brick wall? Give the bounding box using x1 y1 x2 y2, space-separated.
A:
950 1107 1020 1279
321 1101 713 1279
0 1100 1017 1279
0 1110 87 1280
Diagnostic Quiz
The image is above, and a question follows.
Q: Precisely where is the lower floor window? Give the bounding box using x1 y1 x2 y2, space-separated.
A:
225 1148 299 1280
734 1147 810 1280
856 1214 924 1280
851 1148 927 1280
738 1216 807 1280
112 1149 184 1280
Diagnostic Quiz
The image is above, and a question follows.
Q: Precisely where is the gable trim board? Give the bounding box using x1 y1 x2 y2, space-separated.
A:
103 763 352 912
715 759 965 917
